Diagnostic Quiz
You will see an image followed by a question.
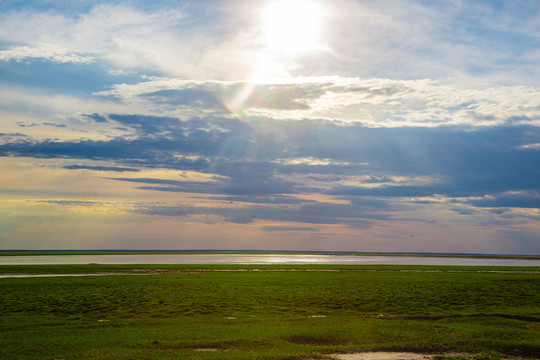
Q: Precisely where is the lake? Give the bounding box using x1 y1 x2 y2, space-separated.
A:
1 254 539 266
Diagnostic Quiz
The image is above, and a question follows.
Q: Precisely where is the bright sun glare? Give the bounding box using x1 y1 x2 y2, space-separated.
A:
262 0 324 56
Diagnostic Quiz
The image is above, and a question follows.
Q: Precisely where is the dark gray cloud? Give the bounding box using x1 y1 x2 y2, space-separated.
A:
347 196 394 209
135 83 328 112
83 113 107 123
111 177 191 186
110 172 297 196
108 114 184 137
42 122 67 128
141 89 223 109
449 206 477 215
206 195 313 205
362 175 394 184
132 201 377 227
2 114 540 213
0 133 28 137
17 122 40 127
110 177 221 195
466 191 540 209
37 200 98 206
260 225 319 232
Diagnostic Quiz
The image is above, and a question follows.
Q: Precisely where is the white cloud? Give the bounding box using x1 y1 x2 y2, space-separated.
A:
2 1 539 85
95 76 540 127
0 44 93 63
296 0 540 87
0 4 261 80
519 143 540 150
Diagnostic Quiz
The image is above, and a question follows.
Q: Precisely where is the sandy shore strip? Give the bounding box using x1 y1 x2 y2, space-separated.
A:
332 352 435 360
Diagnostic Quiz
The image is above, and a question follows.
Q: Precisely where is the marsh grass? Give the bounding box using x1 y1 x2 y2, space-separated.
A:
0 266 539 359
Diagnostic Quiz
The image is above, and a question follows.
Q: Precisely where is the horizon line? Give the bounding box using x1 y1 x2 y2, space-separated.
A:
1 249 539 257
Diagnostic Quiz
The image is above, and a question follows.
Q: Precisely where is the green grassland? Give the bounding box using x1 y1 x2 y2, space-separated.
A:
1 265 539 359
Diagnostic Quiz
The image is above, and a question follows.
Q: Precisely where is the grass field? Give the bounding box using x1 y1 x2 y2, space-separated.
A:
1 265 539 359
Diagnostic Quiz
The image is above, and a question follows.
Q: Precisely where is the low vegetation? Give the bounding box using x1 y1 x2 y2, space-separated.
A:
1 265 539 359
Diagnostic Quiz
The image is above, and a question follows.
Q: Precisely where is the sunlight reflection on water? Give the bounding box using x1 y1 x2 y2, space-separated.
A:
0 254 539 266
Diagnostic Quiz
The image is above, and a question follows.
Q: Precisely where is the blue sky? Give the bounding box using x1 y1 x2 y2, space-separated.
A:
1 0 540 253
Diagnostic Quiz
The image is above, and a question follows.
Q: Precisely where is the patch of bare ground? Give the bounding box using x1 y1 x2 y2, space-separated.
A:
165 339 270 351
329 352 531 360
400 314 540 322
331 352 436 360
284 334 344 346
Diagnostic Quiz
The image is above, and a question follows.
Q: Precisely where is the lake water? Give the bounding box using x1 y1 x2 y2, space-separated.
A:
1 254 539 266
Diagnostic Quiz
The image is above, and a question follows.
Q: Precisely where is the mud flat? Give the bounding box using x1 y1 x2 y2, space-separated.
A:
333 353 435 360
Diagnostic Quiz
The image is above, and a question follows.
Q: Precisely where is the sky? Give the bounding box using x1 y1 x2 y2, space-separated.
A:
1 0 540 254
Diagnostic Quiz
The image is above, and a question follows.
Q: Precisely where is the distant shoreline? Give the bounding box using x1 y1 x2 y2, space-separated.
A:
1 249 539 260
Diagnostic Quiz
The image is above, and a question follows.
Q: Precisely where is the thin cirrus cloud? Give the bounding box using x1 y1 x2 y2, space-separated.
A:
1 0 540 253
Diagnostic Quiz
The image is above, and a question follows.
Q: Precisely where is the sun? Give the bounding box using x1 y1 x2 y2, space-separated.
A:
262 0 325 56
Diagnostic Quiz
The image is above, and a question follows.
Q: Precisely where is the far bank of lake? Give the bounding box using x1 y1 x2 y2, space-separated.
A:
1 254 540 266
